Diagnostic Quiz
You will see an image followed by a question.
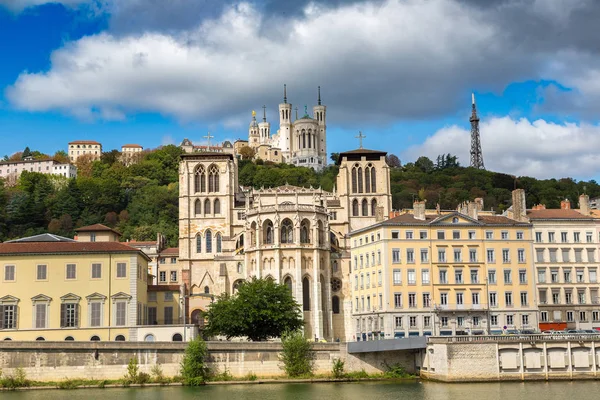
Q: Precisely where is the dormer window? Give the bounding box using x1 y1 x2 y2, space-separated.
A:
452 217 459 224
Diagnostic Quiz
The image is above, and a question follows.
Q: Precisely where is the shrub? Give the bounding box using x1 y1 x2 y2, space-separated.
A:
383 362 410 379
123 357 150 385
332 358 345 379
244 372 258 381
57 378 79 390
151 364 167 384
279 331 315 377
211 368 233 382
345 369 369 380
0 368 30 389
180 337 210 386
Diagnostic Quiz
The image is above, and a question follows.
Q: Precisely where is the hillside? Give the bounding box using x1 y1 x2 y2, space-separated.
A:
0 150 598 245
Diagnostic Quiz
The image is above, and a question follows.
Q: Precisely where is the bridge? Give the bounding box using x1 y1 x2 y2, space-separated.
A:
347 336 427 353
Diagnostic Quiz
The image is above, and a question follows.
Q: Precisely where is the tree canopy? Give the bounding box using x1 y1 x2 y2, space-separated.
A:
204 278 304 341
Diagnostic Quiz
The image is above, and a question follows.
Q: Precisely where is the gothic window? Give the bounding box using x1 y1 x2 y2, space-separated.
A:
302 130 306 148
332 296 340 314
196 235 202 253
300 220 310 244
284 277 293 293
371 166 376 192
194 199 201 215
351 165 358 193
357 167 363 193
281 219 293 243
204 199 211 215
216 233 222 253
208 165 219 192
308 130 312 148
194 165 206 193
317 220 324 246
362 199 368 216
352 199 359 216
205 230 213 253
204 286 210 294
263 220 274 244
371 199 377 216
302 277 310 311
297 131 301 150
365 165 371 193
214 199 221 215
331 278 342 292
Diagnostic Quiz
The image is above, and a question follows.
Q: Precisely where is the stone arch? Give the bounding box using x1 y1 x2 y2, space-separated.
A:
302 275 311 311
332 295 340 314
204 286 210 294
351 164 359 194
115 335 126 341
216 233 222 253
264 274 275 281
317 220 324 246
194 199 202 215
370 164 377 192
365 164 372 193
172 333 183 342
362 199 368 216
194 165 206 193
371 198 377 216
357 166 363 193
281 218 294 243
190 309 205 327
233 279 244 293
214 198 221 215
205 229 213 253
195 234 202 253
300 219 311 243
204 198 211 215
283 275 293 294
208 163 219 192
250 222 257 246
263 219 274 244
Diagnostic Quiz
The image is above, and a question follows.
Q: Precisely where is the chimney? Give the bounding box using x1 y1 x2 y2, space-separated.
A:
414 200 426 221
561 199 571 210
467 202 479 221
579 194 590 216
511 189 527 222
436 203 441 215
532 204 546 211
474 198 484 211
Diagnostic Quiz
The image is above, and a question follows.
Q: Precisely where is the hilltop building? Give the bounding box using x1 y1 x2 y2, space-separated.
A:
68 140 102 162
0 158 76 184
121 144 144 166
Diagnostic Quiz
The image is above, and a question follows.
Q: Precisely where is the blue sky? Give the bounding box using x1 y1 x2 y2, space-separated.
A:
2 0 600 179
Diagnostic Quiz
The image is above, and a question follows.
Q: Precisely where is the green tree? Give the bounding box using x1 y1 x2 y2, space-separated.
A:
414 156 434 173
180 337 210 385
386 154 401 168
205 278 303 341
239 146 256 160
280 330 315 377
22 147 32 159
330 152 340 164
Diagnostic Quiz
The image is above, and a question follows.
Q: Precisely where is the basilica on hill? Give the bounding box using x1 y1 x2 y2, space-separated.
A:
178 95 392 340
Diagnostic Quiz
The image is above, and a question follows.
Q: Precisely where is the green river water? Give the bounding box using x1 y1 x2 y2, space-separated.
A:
1 381 598 400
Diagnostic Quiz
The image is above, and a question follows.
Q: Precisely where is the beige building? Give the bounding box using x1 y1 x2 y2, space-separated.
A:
121 144 143 166
524 195 600 331
0 158 77 184
68 140 102 162
177 145 391 341
75 223 122 242
350 193 537 339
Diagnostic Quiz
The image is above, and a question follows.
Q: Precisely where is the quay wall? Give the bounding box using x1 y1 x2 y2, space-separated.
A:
0 341 418 381
422 335 600 382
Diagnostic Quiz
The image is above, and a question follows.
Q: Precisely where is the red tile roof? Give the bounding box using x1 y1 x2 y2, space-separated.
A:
0 242 150 260
160 247 179 256
148 285 180 292
128 240 157 245
122 144 143 148
75 224 122 236
68 140 101 145
527 209 592 220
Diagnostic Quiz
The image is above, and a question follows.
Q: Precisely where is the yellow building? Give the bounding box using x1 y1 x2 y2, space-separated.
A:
350 198 537 340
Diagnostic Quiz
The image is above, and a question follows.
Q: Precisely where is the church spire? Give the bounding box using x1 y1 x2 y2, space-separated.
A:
262 105 266 122
318 86 321 105
283 84 287 104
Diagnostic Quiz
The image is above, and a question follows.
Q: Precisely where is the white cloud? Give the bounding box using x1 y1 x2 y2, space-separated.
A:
403 117 600 179
0 0 97 12
5 0 531 124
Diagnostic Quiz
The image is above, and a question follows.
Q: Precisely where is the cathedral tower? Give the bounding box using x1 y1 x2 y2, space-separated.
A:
313 86 327 161
258 105 271 145
248 111 259 148
278 84 292 159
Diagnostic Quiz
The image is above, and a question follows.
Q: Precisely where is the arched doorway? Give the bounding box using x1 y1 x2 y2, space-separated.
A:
191 309 205 327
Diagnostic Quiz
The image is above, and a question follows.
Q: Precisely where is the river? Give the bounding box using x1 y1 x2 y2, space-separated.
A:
2 381 599 399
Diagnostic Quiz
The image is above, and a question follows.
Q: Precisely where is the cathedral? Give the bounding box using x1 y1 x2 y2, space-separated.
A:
178 101 391 341
236 85 328 171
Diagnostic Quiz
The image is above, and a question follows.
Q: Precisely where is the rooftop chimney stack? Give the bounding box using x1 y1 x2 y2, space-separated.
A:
561 199 571 210
511 189 527 222
414 200 426 221
579 194 590 216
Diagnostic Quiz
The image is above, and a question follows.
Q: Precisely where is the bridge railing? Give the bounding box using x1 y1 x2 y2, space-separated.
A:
428 333 600 344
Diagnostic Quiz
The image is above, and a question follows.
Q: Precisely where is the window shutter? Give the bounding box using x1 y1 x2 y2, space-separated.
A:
14 306 18 329
0 305 4 330
60 304 66 328
75 304 80 327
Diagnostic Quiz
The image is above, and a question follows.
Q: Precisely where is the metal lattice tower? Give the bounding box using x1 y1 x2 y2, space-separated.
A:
469 93 485 169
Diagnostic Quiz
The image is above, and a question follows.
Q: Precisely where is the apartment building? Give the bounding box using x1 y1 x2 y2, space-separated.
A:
529 195 600 330
121 144 143 166
68 140 102 162
0 158 77 183
350 196 536 340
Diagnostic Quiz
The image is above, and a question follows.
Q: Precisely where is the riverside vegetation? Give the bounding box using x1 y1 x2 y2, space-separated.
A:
1 146 598 245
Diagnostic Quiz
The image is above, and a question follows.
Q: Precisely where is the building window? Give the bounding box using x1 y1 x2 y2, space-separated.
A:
440 293 448 305
502 249 510 263
116 263 127 278
405 231 413 239
34 303 48 329
1 305 18 329
115 302 127 326
165 292 174 301
91 263 102 279
503 270 511 284
439 270 448 284
392 249 400 263
407 249 415 263
394 293 402 308
164 307 174 325
491 315 498 326
148 307 157 324
395 316 403 328
437 231 445 240
516 231 524 240
469 249 477 262
438 249 446 262
148 292 157 302
61 303 79 328
505 292 513 307
519 269 527 284
36 265 47 280
170 271 178 282
468 231 476 240
393 269 402 285
453 249 461 262
535 232 542 242
541 311 548 322
90 232 96 242
422 269 430 284
159 271 167 283
420 249 428 263
506 315 514 326
332 296 340 314
567 311 574 322
4 265 15 281
408 293 416 308
206 230 213 253
441 317 448 327
520 292 528 306
470 269 478 284
452 231 460 240
485 231 493 240
89 302 102 327
489 292 497 307
517 249 525 263
455 269 463 284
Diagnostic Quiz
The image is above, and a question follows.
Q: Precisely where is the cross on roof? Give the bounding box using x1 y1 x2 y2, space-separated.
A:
204 132 214 147
355 131 366 149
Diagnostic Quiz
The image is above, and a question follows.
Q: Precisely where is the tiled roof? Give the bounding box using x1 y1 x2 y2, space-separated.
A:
340 148 386 156
121 144 143 148
477 215 528 225
381 213 437 225
69 140 101 145
527 209 592 220
128 240 157 246
0 242 149 260
160 247 179 256
75 224 122 236
148 285 180 292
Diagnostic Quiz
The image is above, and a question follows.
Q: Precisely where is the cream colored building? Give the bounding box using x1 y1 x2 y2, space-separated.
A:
178 145 391 341
121 144 143 166
75 223 122 242
350 193 537 339
524 195 600 330
0 158 77 184
68 140 102 162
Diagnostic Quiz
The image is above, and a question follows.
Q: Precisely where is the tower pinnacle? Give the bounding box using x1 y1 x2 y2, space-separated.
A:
318 86 321 105
283 84 287 104
469 93 485 170
262 105 266 122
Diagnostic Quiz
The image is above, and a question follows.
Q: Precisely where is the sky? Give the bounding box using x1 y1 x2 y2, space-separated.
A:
1 0 600 180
